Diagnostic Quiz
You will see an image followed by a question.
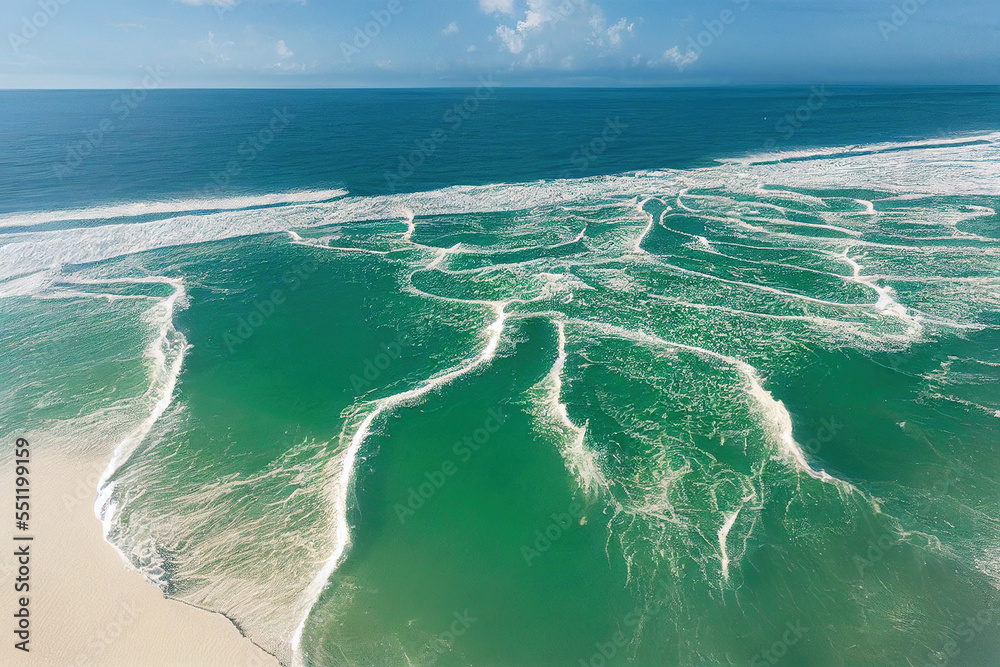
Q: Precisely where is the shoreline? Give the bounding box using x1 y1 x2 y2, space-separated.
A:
1 448 281 667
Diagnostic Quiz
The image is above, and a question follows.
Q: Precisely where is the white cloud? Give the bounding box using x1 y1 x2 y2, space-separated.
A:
442 21 459 36
479 0 515 15
497 25 524 54
659 45 699 70
607 18 633 49
265 61 306 72
467 44 477 52
179 0 308 9
496 25 525 54
276 40 293 60
196 30 235 65
490 0 635 67
517 2 554 32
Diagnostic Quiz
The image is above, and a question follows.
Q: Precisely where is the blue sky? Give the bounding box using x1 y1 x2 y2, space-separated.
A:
2 0 997 87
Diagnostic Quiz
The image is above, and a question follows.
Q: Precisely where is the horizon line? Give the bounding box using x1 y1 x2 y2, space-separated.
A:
3 82 999 92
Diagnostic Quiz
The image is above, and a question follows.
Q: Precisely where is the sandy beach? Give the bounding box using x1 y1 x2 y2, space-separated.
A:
1 448 280 667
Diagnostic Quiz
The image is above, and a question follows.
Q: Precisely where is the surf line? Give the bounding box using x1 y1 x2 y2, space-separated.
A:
536 320 607 496
718 504 742 582
290 300 508 666
565 318 859 494
94 278 189 540
0 190 349 230
634 197 669 253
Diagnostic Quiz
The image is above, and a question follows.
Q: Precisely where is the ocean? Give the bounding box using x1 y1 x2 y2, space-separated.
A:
1 86 999 666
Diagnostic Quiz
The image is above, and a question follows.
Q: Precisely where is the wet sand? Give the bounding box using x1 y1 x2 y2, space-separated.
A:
0 449 280 667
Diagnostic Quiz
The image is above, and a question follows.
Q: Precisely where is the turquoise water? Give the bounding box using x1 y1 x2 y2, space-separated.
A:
1 89 1000 666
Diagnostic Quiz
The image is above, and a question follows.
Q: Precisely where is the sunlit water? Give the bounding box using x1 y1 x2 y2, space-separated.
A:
1 88 999 666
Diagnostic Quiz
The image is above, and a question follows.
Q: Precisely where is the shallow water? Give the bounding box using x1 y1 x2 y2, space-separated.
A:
1 88 999 666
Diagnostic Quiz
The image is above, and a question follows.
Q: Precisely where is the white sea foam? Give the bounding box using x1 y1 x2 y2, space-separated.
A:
5 130 997 660
527 320 608 496
648 294 857 329
291 302 508 667
0 189 348 229
633 197 663 252
717 505 742 581
742 135 1000 196
753 187 830 208
741 214 861 237
724 132 1000 166
94 278 189 533
3 131 996 296
566 318 859 493
0 271 54 298
853 199 876 216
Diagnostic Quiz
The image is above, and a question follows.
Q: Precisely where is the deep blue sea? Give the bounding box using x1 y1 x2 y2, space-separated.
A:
2 87 1000 666
2 86 998 213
